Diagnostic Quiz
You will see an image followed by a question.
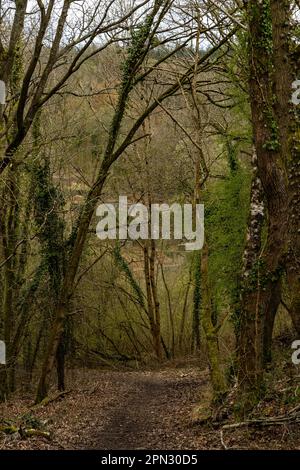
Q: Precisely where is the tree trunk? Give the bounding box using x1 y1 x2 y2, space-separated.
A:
269 0 298 338
160 263 175 358
263 281 281 364
201 243 226 401
178 266 192 353
56 338 65 392
0 366 7 402
285 16 300 335
192 252 201 352
1 167 20 396
238 148 265 401
237 1 289 412
143 243 162 361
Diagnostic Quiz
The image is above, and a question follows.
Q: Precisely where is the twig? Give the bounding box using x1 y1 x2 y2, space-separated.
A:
222 411 300 431
220 429 228 449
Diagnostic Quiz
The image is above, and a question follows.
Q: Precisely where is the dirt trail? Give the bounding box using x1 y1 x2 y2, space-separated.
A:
2 366 299 450
91 370 205 450
0 367 211 450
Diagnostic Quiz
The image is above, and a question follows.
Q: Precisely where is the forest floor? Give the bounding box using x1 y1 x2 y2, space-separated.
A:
1 360 300 450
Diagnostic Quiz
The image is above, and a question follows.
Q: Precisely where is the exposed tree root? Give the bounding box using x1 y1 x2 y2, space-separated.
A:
32 390 72 408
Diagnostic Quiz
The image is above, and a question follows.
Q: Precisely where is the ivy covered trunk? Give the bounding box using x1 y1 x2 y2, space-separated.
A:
31 113 67 393
35 182 104 403
262 0 293 362
35 2 164 402
237 0 289 412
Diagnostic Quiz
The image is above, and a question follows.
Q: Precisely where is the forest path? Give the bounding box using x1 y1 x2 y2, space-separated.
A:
2 366 298 450
87 368 207 450
1 366 217 450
